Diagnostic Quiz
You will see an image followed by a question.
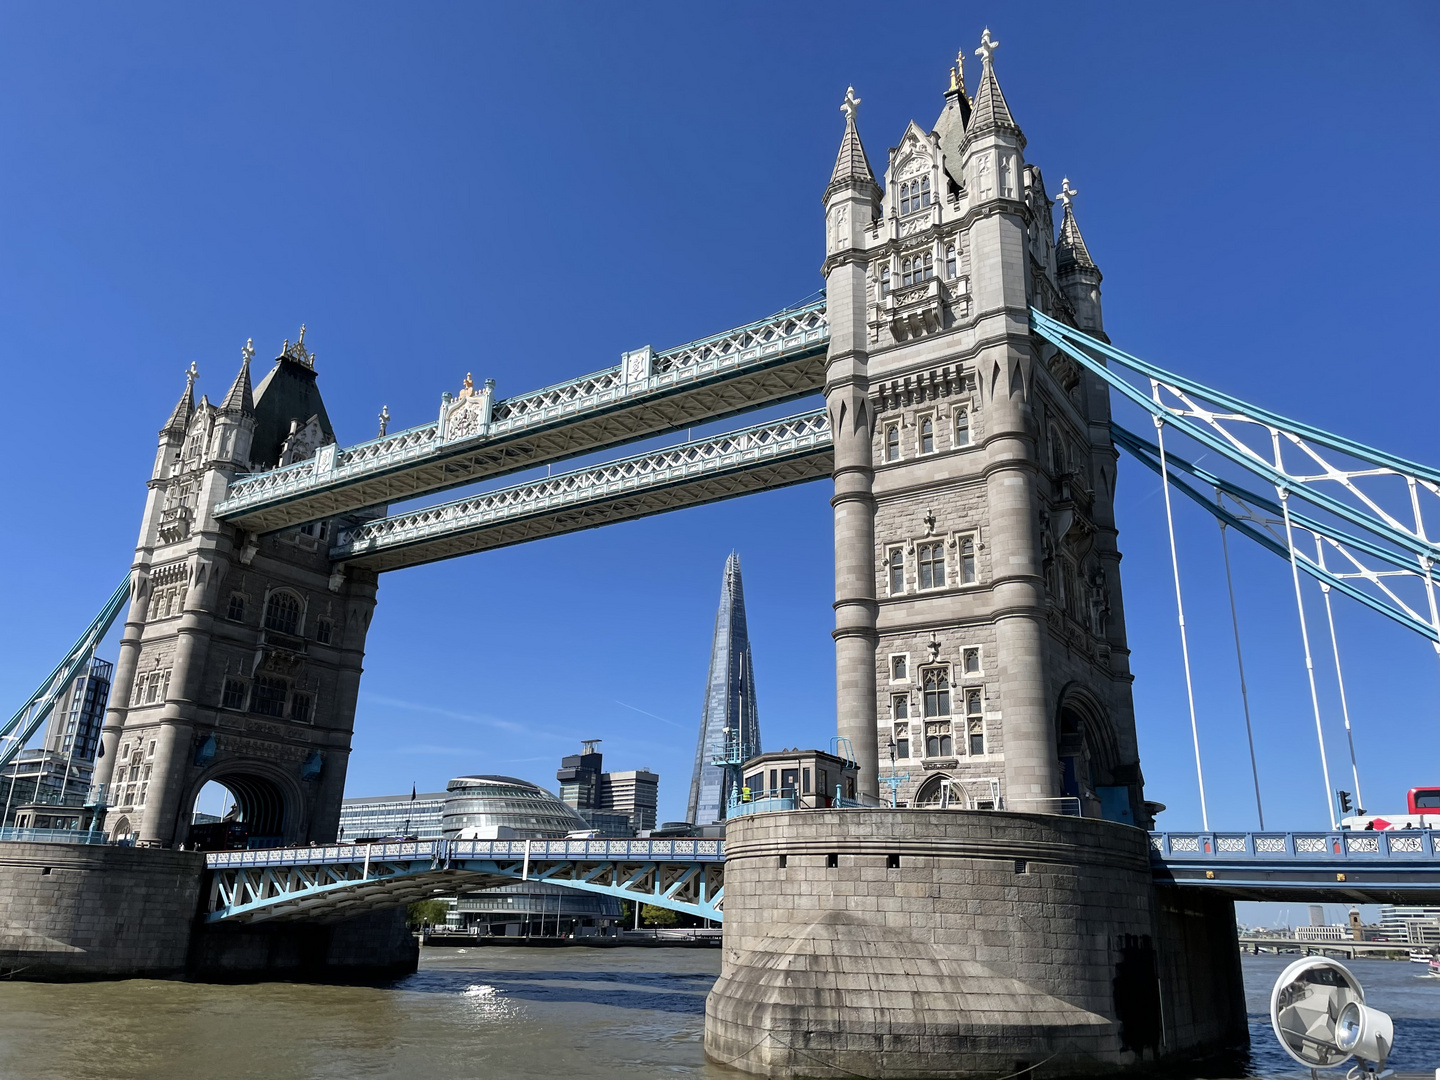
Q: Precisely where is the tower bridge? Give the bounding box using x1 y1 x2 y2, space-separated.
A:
4 26 1439 1079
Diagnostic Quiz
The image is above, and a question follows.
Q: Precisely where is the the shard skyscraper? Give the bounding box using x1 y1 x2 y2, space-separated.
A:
687 552 762 824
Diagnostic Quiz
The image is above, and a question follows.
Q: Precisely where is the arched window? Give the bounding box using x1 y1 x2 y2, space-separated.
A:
888 548 905 596
918 543 946 589
922 251 934 280
884 424 900 462
1049 427 1068 476
959 535 977 584
264 591 301 636
902 257 913 286
919 417 935 454
945 242 957 279
955 408 970 446
879 265 891 297
922 669 950 717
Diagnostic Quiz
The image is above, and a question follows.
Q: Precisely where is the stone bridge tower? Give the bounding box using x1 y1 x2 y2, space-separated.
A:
91 332 378 846
823 33 1145 824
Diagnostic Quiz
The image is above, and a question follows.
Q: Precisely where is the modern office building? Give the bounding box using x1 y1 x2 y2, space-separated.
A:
337 790 447 841
687 552 762 824
0 657 113 828
1375 905 1440 943
556 742 658 835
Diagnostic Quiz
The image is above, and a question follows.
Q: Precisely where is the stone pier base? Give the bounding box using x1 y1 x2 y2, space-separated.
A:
0 842 418 982
704 810 1246 1078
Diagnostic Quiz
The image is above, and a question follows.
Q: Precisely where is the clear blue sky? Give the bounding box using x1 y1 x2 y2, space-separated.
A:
1 3 1436 836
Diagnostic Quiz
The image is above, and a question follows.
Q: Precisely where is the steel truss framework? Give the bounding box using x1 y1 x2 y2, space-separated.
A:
216 302 829 534
1031 308 1440 653
331 410 832 572
204 838 725 923
0 577 129 771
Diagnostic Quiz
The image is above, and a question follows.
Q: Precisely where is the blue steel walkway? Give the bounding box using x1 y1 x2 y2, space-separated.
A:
201 828 1440 925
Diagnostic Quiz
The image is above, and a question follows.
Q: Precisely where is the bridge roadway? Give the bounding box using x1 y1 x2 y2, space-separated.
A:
203 828 1440 925
330 410 831 572
216 302 829 535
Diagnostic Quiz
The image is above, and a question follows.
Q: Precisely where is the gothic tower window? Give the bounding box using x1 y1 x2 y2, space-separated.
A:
892 719 909 759
879 265 891 297
918 543 946 589
899 176 931 215
221 678 247 710
945 242 957 279
892 694 909 720
966 689 985 755
226 594 245 622
919 417 935 454
290 691 313 724
315 618 333 645
901 253 935 286
884 424 901 461
922 668 951 717
252 675 288 718
887 547 906 596
890 654 908 682
954 408 971 447
958 535 977 584
962 647 981 675
264 591 301 636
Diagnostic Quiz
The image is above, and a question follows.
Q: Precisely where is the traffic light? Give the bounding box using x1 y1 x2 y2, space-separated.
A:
1337 790 1353 815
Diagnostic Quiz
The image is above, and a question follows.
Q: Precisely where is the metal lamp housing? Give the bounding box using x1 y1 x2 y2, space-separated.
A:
1336 1001 1394 1067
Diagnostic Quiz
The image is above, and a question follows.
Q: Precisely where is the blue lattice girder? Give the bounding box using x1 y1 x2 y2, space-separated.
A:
1115 423 1440 643
1 576 129 770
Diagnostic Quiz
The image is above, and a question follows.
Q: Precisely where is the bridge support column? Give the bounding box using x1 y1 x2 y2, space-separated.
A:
705 810 1247 1078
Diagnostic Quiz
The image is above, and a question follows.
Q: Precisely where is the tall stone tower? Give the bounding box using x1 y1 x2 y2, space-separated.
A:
707 37 1247 1077
687 552 761 824
91 332 379 846
821 32 1144 823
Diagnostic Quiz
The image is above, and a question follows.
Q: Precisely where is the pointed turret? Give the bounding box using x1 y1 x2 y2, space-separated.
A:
159 363 197 440
219 339 255 415
825 86 881 204
934 48 972 189
964 28 1024 147
1053 178 1104 335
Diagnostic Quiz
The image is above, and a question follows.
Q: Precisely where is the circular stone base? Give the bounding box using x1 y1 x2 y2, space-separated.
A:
704 809 1238 1078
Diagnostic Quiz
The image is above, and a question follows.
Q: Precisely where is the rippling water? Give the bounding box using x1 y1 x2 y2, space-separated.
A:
0 948 1434 1079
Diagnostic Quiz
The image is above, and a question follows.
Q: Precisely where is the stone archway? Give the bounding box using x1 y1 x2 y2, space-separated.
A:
182 765 301 849
913 774 952 808
1054 684 1122 818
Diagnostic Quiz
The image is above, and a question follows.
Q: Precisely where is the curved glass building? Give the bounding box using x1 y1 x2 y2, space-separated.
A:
441 775 589 839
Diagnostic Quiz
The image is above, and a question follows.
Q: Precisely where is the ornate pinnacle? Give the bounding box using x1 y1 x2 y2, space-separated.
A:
1055 177 1078 211
280 325 316 368
975 27 999 67
840 86 861 123
186 361 198 388
949 49 967 95
241 338 255 366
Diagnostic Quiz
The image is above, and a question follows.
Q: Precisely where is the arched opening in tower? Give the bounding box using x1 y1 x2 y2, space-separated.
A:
188 775 287 851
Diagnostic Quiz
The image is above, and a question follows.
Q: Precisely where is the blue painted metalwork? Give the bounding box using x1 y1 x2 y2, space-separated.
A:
1115 423 1440 642
1 577 129 770
204 837 725 924
1031 308 1440 563
0 826 109 845
1150 829 1440 901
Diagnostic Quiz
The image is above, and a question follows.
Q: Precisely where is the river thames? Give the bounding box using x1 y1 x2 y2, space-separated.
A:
0 949 1434 1079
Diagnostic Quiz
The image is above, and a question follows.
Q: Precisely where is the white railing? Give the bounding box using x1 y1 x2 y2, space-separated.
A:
217 302 828 516
333 410 830 557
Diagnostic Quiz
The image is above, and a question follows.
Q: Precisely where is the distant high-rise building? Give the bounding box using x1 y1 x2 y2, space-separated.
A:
687 552 761 824
556 741 659 835
44 656 112 763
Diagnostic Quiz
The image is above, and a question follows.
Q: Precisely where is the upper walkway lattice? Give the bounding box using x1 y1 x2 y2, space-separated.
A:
216 302 829 534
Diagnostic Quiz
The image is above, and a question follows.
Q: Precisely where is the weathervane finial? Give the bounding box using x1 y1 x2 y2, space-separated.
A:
975 27 999 67
1055 177 1078 211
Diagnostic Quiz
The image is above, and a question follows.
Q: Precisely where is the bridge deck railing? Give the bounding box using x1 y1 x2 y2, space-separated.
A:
204 836 726 870
1150 830 1439 860
0 826 109 846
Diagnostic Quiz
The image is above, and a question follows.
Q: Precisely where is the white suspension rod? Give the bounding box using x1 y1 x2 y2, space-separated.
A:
1314 536 1364 814
1273 427 1338 830
1217 509 1265 830
1153 405 1208 831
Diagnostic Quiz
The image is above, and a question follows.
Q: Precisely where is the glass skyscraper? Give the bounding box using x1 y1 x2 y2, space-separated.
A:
687 552 762 824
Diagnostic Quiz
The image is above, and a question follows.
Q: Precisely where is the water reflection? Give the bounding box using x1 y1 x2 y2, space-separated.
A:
0 947 1433 1080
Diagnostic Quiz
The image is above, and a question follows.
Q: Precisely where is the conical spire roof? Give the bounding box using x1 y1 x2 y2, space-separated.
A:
965 29 1023 145
1054 180 1096 271
159 363 197 439
825 86 879 201
220 340 255 414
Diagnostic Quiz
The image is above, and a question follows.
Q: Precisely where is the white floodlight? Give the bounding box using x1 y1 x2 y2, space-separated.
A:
1336 1000 1394 1072
1269 957 1396 1077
